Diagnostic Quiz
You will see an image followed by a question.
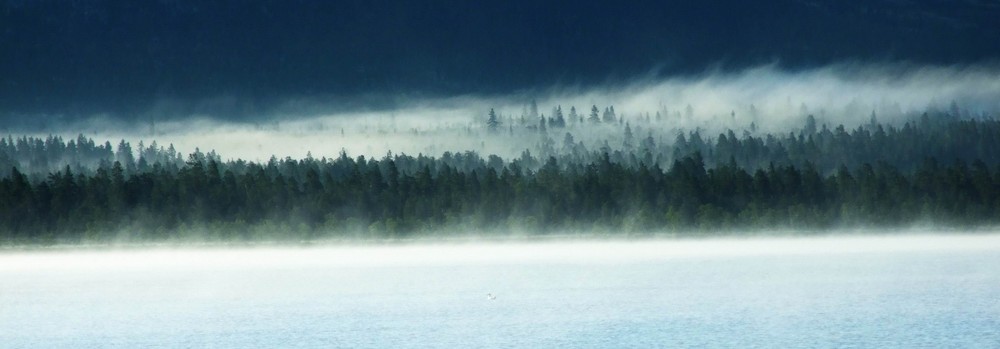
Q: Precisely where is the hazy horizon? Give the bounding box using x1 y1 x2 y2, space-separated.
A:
5 1 1000 121
4 62 998 162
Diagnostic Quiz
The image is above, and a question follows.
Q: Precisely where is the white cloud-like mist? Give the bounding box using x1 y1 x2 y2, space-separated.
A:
26 63 1000 161
3 233 999 272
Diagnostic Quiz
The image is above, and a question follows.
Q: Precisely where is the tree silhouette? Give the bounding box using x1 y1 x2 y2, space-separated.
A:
487 108 500 132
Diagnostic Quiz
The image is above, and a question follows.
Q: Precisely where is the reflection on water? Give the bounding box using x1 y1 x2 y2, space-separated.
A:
2 234 999 348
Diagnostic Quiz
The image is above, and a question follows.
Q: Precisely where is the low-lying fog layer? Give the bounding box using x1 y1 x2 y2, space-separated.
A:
22 63 1000 161
3 233 999 271
2 233 999 348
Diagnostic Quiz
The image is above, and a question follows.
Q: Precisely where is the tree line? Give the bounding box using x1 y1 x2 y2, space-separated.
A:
2 146 1000 243
3 111 1000 243
5 108 999 180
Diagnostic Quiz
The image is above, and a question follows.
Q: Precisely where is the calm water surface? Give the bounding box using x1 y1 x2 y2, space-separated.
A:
2 234 999 348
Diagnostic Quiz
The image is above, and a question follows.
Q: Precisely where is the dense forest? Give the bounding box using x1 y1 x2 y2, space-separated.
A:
2 109 1000 243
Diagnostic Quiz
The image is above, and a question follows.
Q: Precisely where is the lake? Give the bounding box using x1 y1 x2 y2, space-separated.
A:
2 234 999 348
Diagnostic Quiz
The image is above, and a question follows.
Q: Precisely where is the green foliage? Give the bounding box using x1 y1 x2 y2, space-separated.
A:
3 148 1000 243
5 116 1000 243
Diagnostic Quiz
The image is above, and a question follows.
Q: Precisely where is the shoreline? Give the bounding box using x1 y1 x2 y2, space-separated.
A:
3 226 999 252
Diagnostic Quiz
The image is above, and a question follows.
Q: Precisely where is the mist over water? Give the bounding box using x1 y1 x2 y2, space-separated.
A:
18 63 1000 161
2 234 999 348
5 2 1000 347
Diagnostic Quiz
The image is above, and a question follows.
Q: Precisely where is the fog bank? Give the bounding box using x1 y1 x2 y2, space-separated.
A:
17 63 1000 161
4 233 999 272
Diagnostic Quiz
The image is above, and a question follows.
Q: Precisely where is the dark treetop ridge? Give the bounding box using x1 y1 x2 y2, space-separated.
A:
3 113 1000 242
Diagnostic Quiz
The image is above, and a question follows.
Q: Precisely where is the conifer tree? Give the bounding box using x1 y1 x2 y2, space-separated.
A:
487 108 500 131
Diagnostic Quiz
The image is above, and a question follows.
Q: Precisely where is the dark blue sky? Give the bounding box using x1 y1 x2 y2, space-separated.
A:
3 0 1000 122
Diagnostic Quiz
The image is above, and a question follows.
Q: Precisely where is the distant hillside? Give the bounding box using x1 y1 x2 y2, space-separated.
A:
2 0 1000 120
